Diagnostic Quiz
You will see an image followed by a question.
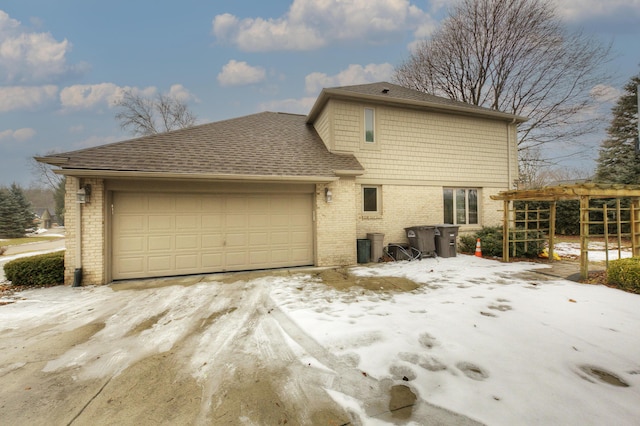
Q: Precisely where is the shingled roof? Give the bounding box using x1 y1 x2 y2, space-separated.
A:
307 81 528 124
38 111 364 181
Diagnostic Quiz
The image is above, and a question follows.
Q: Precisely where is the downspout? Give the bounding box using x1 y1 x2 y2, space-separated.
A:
73 179 83 287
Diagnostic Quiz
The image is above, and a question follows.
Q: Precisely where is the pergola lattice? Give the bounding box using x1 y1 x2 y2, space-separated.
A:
491 183 640 280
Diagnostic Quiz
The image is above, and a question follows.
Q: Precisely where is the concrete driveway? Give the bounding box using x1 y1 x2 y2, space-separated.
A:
0 271 480 425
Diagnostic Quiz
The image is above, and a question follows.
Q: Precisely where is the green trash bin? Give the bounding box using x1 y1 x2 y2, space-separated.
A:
357 239 371 263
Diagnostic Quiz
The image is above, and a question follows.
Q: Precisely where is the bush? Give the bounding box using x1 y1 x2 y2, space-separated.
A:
459 226 504 257
3 251 64 286
459 226 545 258
607 258 640 294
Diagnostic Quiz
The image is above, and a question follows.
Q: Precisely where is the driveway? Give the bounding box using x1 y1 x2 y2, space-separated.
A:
1 257 639 425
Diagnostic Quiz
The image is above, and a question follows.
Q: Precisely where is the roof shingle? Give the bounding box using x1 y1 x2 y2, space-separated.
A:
41 112 363 179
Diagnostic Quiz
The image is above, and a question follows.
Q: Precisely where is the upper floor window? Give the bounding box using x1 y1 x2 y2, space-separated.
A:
364 108 375 143
443 188 478 225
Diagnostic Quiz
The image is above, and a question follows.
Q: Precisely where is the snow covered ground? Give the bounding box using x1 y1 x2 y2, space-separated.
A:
1 254 639 425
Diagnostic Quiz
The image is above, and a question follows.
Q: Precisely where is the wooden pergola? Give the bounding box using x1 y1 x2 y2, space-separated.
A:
491 183 640 280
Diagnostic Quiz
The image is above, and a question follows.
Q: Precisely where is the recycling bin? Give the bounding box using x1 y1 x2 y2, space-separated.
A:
434 224 460 258
404 226 436 258
357 239 371 263
367 233 385 263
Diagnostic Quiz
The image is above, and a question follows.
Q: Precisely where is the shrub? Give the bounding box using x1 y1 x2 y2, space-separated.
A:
0 246 6 256
459 226 503 257
607 258 640 294
459 226 545 258
3 251 64 286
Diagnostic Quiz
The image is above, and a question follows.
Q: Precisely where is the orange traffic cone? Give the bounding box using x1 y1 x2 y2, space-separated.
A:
475 238 482 257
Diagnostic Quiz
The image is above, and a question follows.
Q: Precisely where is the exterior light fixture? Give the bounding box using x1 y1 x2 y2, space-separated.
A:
76 184 92 204
325 187 333 203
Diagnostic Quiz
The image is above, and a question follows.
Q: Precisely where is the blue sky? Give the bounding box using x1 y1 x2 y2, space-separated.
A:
1 0 639 187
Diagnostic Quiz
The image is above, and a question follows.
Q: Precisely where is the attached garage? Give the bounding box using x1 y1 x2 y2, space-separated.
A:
112 190 314 280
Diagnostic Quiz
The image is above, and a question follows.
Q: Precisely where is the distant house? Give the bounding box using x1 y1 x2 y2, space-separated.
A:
34 208 54 229
37 82 526 285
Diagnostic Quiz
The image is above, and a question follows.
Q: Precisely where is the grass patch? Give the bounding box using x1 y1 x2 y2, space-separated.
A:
0 236 63 247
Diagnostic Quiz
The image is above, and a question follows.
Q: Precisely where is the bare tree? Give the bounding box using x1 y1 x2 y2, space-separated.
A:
115 90 197 136
394 0 611 157
30 150 63 191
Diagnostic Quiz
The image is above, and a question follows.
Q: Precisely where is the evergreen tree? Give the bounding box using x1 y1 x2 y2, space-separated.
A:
0 189 26 238
0 185 36 238
595 74 640 184
10 183 35 231
53 177 66 226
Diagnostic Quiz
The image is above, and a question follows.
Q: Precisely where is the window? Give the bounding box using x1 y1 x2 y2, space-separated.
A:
443 188 478 225
363 186 381 214
364 108 375 143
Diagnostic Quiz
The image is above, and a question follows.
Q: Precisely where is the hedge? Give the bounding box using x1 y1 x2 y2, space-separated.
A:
607 258 640 294
3 251 64 286
458 226 545 258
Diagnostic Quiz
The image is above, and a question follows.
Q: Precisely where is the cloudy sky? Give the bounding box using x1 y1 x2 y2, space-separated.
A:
1 0 639 187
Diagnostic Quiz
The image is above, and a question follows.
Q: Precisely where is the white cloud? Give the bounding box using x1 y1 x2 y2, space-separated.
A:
0 127 36 142
69 125 84 134
59 83 124 109
590 84 621 103
75 135 119 149
0 85 58 112
217 60 266 86
554 0 640 22
0 10 83 83
212 0 433 52
305 63 395 95
168 84 198 102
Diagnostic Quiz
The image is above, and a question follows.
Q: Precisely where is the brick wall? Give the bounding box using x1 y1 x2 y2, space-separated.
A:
315 177 357 266
62 177 105 285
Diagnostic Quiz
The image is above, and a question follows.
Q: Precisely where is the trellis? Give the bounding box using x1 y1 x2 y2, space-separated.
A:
491 183 640 280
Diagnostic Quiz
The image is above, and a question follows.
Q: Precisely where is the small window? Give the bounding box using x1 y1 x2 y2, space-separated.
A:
364 108 375 143
363 186 380 214
443 188 478 225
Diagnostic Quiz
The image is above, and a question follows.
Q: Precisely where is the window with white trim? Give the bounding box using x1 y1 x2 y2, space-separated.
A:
443 188 478 225
362 185 381 214
364 108 375 143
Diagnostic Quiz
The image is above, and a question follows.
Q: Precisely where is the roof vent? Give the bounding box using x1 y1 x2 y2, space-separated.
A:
381 87 390 94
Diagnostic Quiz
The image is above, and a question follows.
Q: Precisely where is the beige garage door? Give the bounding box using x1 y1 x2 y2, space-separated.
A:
112 192 314 280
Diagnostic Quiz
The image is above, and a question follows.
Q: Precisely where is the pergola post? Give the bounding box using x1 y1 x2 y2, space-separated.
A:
503 199 510 262
580 195 590 280
632 199 640 258
549 200 556 262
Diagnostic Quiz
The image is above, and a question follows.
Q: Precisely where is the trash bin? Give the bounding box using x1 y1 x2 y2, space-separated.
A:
405 226 436 258
357 239 371 263
367 233 385 263
434 225 460 258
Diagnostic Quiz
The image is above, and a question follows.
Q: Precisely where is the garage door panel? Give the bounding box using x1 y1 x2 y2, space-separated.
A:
118 236 144 252
202 234 224 248
113 192 313 280
176 215 198 229
176 235 199 249
148 235 172 251
149 215 173 231
148 255 173 272
176 255 198 269
202 214 223 229
148 195 174 211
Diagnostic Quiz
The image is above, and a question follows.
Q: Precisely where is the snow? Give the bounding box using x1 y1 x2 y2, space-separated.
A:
2 252 640 424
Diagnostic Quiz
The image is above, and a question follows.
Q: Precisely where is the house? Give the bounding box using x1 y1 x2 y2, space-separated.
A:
37 82 526 286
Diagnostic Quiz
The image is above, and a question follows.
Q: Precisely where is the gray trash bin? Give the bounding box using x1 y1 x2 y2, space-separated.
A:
404 226 436 258
367 233 384 263
434 225 460 258
357 239 371 263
